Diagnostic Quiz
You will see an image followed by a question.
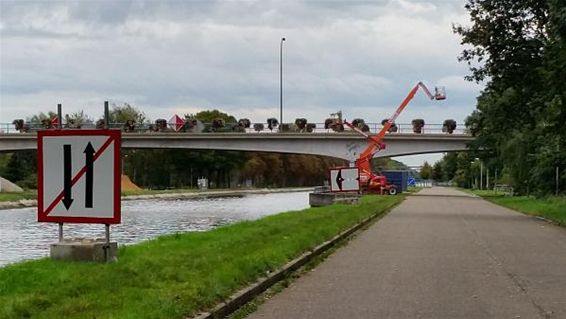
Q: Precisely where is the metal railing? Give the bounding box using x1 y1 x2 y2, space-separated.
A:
0 122 469 135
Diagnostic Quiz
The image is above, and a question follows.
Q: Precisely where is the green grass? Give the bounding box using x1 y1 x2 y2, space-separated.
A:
0 195 404 319
406 187 423 194
0 191 36 202
463 189 566 226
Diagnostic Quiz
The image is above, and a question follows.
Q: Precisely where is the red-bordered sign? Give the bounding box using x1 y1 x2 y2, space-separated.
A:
38 129 121 224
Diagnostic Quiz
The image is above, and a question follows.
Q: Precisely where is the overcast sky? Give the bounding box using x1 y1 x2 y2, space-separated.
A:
0 0 482 166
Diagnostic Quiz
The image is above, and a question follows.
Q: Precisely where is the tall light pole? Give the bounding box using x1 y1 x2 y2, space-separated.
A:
280 37 285 126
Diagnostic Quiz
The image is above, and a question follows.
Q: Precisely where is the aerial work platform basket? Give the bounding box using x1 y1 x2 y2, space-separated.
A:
434 86 446 100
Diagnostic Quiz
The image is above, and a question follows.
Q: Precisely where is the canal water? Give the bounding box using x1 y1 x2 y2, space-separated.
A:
0 191 310 267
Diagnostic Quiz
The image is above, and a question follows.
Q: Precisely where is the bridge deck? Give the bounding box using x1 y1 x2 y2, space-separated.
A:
0 133 474 160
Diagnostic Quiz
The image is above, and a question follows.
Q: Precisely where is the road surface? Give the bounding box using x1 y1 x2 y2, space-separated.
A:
247 187 566 318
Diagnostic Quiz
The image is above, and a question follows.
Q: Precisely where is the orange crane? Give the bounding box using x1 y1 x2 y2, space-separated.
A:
343 82 445 194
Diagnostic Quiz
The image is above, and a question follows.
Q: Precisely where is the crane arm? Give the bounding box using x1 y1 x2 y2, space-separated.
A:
375 82 433 142
352 82 437 176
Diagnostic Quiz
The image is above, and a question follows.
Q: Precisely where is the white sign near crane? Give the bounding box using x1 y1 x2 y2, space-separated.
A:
330 167 360 192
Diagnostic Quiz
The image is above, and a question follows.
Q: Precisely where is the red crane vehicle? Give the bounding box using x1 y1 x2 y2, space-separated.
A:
341 82 446 194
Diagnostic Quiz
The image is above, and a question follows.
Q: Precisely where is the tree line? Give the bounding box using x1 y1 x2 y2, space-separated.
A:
448 0 565 196
1 106 353 190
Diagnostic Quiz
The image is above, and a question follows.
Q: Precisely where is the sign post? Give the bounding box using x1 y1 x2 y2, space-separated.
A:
57 103 63 242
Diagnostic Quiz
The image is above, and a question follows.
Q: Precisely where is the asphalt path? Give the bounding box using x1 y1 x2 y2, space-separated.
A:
247 187 566 319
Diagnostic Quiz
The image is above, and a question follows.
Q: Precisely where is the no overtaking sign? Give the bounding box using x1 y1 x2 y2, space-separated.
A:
38 129 121 224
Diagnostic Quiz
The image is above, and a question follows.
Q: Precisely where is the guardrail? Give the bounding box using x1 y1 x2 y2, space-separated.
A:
0 122 469 135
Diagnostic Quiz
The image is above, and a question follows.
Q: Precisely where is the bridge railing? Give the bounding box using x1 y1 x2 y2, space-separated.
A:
0 122 468 135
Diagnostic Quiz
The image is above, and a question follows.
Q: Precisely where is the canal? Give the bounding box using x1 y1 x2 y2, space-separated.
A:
0 191 310 267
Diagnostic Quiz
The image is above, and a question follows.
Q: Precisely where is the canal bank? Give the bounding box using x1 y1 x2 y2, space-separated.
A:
0 191 314 266
0 195 404 319
0 187 313 210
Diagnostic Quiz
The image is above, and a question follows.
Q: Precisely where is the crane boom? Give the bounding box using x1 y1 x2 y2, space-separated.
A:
343 82 443 192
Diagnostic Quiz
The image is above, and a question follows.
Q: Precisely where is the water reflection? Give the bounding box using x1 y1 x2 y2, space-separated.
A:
0 192 309 267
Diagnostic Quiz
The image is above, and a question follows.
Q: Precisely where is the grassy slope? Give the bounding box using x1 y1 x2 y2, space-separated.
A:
484 196 566 225
0 195 403 319
464 189 566 226
0 191 36 202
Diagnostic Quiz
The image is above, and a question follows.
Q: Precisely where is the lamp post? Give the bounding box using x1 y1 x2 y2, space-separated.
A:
280 37 285 127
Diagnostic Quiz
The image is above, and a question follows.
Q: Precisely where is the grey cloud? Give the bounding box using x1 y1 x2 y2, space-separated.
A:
67 0 133 25
0 0 479 130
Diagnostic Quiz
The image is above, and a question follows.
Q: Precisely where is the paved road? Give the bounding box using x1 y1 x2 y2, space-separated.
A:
247 187 566 319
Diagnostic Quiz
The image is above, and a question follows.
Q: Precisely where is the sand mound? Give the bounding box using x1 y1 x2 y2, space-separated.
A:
0 176 24 192
121 175 142 191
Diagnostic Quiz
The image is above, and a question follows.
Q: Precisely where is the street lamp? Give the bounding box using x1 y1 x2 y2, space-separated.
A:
280 37 286 127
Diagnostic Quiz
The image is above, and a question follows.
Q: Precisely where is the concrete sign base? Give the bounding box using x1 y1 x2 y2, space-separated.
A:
309 192 361 207
50 238 118 262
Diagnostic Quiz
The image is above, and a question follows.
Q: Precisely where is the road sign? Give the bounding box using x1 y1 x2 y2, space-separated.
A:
168 114 185 132
38 129 121 224
50 117 59 128
330 167 360 192
408 177 416 187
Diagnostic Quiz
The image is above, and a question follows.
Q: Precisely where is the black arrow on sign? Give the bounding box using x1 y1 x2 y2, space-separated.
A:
84 142 95 208
336 170 344 191
62 144 74 210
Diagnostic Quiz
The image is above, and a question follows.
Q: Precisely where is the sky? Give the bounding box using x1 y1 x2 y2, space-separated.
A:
0 0 483 166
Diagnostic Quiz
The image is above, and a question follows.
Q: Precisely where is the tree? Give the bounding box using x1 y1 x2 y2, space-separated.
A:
189 109 237 123
3 151 37 188
27 111 57 124
109 103 148 124
432 161 443 181
65 110 92 128
420 161 433 180
455 0 565 195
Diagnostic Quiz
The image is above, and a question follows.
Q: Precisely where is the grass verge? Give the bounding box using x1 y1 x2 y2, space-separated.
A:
227 208 383 319
0 191 36 202
463 189 566 226
0 195 404 319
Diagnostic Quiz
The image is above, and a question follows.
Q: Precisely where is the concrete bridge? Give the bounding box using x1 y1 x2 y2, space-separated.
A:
0 133 474 161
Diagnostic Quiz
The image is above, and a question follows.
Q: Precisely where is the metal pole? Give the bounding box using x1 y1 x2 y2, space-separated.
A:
57 104 63 241
104 224 110 263
279 37 285 127
104 101 109 129
486 167 490 190
57 104 62 129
